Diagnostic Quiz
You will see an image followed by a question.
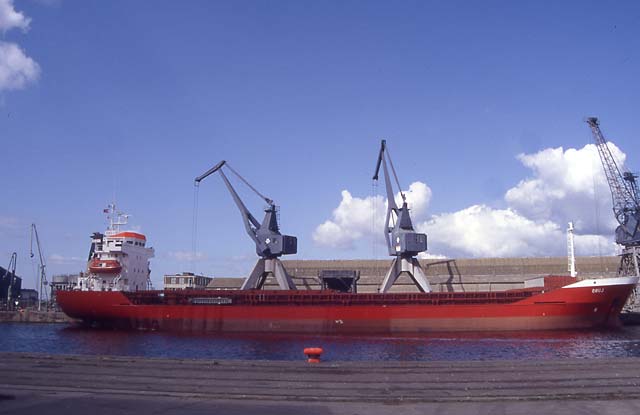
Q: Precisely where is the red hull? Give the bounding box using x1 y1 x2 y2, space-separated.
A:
56 276 638 334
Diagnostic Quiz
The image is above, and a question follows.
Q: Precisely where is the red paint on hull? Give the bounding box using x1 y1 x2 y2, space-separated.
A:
56 278 636 334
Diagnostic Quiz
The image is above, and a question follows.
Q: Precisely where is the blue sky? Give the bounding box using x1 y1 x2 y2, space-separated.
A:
1 0 639 288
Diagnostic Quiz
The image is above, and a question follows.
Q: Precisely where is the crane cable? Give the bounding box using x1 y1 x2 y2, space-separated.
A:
225 163 273 205
191 183 200 273
384 145 406 202
372 179 377 260
590 137 605 270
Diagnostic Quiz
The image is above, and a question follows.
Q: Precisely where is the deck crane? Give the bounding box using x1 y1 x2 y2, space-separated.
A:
586 117 640 277
372 140 431 293
30 223 48 311
3 252 17 308
195 161 297 290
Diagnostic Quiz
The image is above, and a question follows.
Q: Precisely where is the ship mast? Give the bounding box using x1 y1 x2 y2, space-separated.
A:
104 203 129 236
567 222 577 278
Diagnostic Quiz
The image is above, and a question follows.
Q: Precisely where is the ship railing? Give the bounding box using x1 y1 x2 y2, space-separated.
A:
124 289 538 306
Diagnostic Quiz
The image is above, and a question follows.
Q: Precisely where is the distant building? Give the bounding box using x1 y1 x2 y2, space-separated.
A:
50 273 80 302
0 266 22 310
19 289 38 309
164 272 213 290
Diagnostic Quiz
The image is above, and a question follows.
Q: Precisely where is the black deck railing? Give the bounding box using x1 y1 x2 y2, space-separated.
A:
124 288 539 307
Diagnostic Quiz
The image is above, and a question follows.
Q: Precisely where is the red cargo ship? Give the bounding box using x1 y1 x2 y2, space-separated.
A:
57 274 638 333
57 140 640 333
58 180 639 333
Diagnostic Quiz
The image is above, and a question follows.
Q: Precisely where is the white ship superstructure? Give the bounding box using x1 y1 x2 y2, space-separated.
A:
78 205 154 291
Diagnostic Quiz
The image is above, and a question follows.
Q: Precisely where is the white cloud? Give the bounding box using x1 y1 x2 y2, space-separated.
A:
505 144 621 234
419 205 562 258
0 215 18 229
418 252 448 260
167 251 208 262
573 233 618 257
0 41 40 91
419 205 618 258
314 142 625 259
0 1 39 93
0 215 23 239
49 254 85 264
0 0 30 33
312 182 431 249
31 0 62 7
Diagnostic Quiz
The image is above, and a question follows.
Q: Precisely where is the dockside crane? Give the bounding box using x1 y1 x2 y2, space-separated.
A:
30 224 48 310
372 140 431 293
586 117 640 277
3 252 17 309
195 161 297 290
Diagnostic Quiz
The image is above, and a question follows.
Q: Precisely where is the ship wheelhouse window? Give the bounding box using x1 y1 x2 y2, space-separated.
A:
127 240 133 244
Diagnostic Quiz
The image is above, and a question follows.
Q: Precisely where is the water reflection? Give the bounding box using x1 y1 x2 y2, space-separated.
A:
2 323 640 361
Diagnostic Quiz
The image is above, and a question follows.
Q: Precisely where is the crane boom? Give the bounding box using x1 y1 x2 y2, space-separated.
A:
586 118 639 221
372 140 425 257
586 117 640 246
30 224 48 311
3 252 17 308
372 139 431 293
198 164 262 246
195 160 297 290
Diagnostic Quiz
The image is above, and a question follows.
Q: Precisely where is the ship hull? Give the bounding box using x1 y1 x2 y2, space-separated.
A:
56 276 638 334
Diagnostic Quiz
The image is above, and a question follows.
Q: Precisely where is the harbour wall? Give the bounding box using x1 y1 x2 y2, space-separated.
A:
207 256 620 293
0 310 76 324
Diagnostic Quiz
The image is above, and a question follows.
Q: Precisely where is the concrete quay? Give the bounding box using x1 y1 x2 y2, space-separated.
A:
2 352 640 414
0 310 75 324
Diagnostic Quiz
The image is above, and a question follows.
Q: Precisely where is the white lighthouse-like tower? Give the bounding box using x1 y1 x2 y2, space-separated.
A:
77 204 155 292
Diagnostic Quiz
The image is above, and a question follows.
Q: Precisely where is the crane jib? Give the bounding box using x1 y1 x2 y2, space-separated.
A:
586 117 640 246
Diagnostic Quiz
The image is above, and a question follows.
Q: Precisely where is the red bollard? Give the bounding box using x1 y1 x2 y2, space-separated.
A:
303 347 323 363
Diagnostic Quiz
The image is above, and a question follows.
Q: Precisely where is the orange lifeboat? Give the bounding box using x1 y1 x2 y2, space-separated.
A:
88 258 122 274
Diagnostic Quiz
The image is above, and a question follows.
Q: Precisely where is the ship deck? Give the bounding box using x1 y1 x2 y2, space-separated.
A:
124 288 543 306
